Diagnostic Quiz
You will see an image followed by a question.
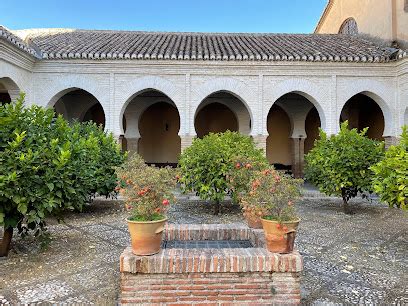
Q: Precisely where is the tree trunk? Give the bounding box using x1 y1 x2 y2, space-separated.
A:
213 200 220 215
342 196 354 215
0 226 13 257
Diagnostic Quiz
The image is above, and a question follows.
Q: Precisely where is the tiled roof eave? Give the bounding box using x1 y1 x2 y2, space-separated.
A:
0 26 40 58
39 53 399 63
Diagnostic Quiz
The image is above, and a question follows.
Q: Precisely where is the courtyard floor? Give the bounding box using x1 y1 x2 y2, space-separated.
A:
0 191 407 305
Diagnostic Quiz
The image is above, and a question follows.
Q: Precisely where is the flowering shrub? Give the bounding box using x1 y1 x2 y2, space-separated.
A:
227 155 269 204
116 154 176 221
241 168 303 222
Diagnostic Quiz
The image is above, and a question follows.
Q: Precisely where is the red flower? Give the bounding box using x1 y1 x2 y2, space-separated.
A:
245 163 252 169
235 163 241 169
162 199 170 206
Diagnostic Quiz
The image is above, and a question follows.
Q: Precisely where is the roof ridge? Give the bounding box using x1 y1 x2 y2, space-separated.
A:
12 27 347 37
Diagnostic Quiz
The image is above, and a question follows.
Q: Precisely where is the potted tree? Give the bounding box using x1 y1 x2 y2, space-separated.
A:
116 154 176 256
227 156 269 228
241 168 303 253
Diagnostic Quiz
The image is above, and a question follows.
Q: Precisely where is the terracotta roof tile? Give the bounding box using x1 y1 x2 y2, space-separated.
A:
6 28 408 62
0 25 39 57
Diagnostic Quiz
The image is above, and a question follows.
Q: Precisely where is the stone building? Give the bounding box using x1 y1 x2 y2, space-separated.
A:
0 0 407 176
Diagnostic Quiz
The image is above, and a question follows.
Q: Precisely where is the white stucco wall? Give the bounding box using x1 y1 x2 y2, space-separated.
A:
0 43 405 143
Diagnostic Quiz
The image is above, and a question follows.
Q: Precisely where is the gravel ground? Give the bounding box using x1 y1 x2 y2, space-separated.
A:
0 190 407 305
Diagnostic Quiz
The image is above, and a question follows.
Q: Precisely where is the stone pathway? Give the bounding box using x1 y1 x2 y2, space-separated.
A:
0 193 407 305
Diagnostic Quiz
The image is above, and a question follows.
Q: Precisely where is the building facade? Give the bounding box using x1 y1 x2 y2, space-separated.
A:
315 0 408 48
1 1 407 176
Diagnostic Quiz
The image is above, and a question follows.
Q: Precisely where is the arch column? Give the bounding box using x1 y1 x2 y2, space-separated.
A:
180 134 195 152
384 136 399 149
291 137 306 178
252 135 268 153
123 109 141 155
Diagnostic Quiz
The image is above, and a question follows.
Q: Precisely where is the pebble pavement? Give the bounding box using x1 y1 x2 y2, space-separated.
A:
0 188 407 305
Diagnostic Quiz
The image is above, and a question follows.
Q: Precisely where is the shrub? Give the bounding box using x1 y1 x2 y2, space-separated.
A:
0 95 125 256
241 168 303 222
305 121 384 214
77 122 126 198
372 127 408 210
116 154 177 221
178 131 268 215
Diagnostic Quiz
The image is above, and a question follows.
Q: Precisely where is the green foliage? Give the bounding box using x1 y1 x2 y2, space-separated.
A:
305 121 384 213
116 154 176 221
241 168 303 222
0 94 125 242
178 131 267 212
372 127 408 210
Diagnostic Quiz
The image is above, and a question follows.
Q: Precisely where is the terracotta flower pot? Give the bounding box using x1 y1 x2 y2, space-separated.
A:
244 213 263 229
127 218 167 256
261 218 300 254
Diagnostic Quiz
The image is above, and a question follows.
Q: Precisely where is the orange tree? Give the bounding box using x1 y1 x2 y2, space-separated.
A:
0 95 125 256
305 121 384 214
372 127 408 210
178 131 267 215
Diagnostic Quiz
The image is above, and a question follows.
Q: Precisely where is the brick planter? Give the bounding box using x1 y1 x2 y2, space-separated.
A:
120 224 303 305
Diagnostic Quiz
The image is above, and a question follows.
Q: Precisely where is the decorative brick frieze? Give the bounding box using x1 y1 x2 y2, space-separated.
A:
120 224 303 305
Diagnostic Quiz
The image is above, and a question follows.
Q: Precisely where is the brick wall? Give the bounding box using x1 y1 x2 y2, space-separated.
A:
120 224 303 305
121 272 301 305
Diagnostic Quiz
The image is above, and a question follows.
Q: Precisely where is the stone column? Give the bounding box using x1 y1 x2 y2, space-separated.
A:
291 137 305 178
252 135 268 155
384 136 398 149
117 135 126 152
126 137 140 156
180 134 195 152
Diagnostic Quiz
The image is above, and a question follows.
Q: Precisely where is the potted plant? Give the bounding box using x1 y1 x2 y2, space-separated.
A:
227 156 269 228
241 168 303 253
116 154 176 256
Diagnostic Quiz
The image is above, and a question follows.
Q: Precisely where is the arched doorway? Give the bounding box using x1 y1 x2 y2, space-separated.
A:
52 89 105 127
195 103 238 138
122 90 181 166
266 105 291 170
340 93 385 140
0 77 20 105
194 91 251 138
267 93 322 176
305 108 321 154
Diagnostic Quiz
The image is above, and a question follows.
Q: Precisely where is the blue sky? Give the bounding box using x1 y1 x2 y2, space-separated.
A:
0 0 327 33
